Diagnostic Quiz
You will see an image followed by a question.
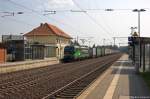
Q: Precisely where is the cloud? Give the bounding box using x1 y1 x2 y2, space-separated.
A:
45 0 74 9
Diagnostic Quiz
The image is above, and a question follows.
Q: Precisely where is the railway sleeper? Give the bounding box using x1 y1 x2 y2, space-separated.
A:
52 67 112 98
59 91 80 94
55 95 75 98
67 87 83 90
63 88 82 91
74 86 87 89
0 86 7 89
66 85 85 88
64 90 82 94
58 92 78 96
0 93 5 99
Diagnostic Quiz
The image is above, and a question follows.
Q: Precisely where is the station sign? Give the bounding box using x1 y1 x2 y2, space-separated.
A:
128 36 134 46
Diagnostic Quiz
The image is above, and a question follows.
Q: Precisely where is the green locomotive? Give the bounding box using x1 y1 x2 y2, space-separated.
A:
63 45 89 62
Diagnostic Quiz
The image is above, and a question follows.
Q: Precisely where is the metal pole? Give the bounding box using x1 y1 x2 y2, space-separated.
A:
138 11 142 70
149 45 150 71
77 36 78 44
138 11 140 36
59 37 61 60
131 27 133 35
89 41 91 47
143 44 145 72
103 38 105 46
113 37 115 47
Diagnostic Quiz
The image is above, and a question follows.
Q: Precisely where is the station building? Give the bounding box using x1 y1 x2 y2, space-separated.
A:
24 23 72 60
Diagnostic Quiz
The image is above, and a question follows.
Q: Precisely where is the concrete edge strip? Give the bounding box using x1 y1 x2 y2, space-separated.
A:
103 56 125 99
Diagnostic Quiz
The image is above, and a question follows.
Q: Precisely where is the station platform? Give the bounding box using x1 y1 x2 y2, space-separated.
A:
77 54 150 99
0 57 59 74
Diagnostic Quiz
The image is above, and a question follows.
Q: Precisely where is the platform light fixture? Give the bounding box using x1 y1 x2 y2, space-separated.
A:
132 9 146 37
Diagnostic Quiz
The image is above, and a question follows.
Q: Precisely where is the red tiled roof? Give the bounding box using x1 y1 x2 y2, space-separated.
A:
24 23 72 39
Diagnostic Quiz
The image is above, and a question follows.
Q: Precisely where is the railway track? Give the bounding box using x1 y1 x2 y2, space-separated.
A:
42 54 120 99
0 53 122 99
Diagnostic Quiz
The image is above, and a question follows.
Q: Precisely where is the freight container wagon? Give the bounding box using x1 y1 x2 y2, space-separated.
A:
96 47 102 57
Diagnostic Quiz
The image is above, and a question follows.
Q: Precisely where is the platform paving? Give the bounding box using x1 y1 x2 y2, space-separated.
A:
77 54 150 99
0 57 59 74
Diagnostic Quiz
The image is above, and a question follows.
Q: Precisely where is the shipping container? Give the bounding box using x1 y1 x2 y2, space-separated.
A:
92 47 96 58
101 47 105 56
88 48 93 58
96 47 102 57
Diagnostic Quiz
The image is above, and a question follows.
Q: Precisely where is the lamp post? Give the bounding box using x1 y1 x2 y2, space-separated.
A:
132 9 146 37
133 9 146 72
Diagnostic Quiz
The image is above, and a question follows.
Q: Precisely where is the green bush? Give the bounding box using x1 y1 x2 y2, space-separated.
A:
140 72 150 88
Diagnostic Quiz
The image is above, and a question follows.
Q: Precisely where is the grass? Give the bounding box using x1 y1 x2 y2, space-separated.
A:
140 72 150 89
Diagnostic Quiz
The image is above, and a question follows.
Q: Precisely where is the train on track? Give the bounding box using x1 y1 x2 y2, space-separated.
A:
62 45 118 62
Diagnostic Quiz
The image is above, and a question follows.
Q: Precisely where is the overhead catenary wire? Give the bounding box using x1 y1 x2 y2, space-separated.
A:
3 17 35 27
6 0 87 37
8 0 92 39
72 0 132 44
91 0 116 45
72 0 114 40
6 0 48 21
39 0 86 36
43 8 150 13
39 1 116 38
2 0 133 45
89 0 116 39
83 1 134 44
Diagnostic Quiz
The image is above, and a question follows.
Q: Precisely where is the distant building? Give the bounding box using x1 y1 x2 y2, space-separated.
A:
2 35 24 61
24 23 72 59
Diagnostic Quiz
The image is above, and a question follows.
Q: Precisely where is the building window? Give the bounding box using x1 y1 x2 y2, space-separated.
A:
24 46 32 59
45 46 56 58
56 38 59 43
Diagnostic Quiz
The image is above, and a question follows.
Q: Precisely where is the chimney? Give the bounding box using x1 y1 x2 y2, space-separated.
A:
40 23 43 27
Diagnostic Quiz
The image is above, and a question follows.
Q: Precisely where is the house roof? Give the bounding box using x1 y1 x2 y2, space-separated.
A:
24 23 72 39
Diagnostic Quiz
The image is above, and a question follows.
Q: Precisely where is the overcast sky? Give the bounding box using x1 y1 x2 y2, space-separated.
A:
0 0 150 46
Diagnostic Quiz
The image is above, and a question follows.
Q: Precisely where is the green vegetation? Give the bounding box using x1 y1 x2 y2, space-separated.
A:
140 72 150 88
